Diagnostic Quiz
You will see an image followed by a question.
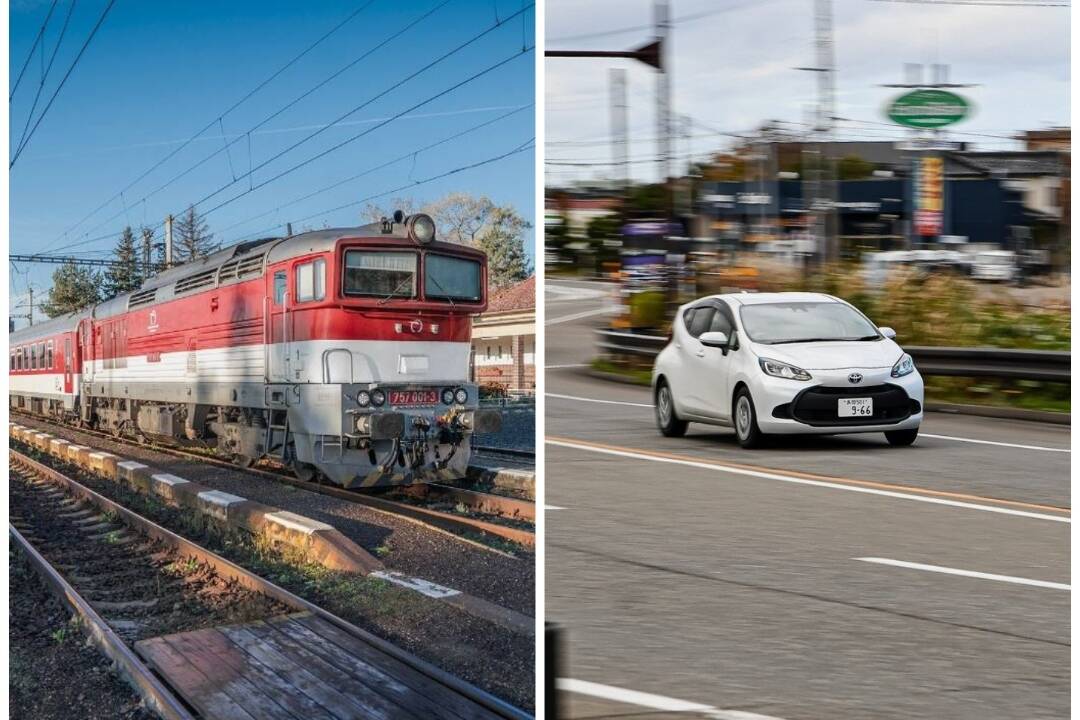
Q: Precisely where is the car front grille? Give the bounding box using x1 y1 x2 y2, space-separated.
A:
775 383 915 427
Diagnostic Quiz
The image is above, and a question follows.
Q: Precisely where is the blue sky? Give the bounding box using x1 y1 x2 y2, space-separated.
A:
9 0 535 324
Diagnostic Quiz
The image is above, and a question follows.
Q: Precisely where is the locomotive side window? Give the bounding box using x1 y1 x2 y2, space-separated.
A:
30 344 37 370
273 271 287 304
425 254 482 302
343 251 416 298
296 258 325 302
47 340 54 369
10 350 15 371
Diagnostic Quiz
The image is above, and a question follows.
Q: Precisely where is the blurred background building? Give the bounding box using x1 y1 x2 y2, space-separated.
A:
470 276 536 396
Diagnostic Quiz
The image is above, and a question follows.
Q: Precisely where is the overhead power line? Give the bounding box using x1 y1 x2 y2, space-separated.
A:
45 0 379 250
10 0 116 169
9 0 60 100
12 0 78 159
547 1 765 44
9 253 165 270
236 137 535 241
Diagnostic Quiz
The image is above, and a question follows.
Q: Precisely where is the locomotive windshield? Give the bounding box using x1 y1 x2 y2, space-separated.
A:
425 254 482 302
343 250 417 298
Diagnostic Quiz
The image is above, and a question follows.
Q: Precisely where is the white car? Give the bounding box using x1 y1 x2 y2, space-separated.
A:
652 292 923 448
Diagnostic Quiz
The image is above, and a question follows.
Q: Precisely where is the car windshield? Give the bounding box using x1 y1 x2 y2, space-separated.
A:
739 301 880 344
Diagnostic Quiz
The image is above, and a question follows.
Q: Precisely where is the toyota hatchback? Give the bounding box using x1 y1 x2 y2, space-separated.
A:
652 292 923 447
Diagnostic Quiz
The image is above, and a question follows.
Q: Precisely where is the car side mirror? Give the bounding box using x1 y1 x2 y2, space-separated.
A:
878 326 897 339
699 331 729 351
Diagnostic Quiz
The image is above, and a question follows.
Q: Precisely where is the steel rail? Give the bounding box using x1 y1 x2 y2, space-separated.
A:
9 450 532 720
12 411 535 549
10 522 197 720
595 329 1071 383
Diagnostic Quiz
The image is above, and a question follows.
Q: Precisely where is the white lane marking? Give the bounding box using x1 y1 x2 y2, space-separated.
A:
557 678 786 719
545 363 589 369
548 393 1070 455
545 283 609 300
545 305 618 325
547 392 651 408
546 438 1070 524
920 433 1069 454
856 557 1070 590
545 504 566 511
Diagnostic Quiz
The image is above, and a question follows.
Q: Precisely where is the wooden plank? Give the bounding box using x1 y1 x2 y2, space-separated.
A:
198 627 339 720
276 616 488 720
218 623 378 720
237 620 424 720
136 636 259 720
163 631 300 720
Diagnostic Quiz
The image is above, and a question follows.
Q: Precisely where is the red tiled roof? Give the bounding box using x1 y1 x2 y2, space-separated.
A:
486 276 535 313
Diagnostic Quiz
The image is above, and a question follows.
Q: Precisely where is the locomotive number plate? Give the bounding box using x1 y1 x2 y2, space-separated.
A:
389 389 439 406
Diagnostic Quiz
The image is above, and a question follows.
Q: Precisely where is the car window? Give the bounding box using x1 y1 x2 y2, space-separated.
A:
687 306 715 338
709 309 733 335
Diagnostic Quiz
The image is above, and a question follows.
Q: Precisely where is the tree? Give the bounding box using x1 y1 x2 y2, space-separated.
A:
103 226 143 298
425 193 496 244
838 155 874 180
475 206 532 288
40 262 101 318
173 205 215 263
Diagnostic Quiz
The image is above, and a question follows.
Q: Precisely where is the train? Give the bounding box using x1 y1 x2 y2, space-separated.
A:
9 212 501 488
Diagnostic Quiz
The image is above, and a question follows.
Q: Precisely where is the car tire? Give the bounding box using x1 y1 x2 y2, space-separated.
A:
884 427 919 447
733 387 764 448
655 380 688 437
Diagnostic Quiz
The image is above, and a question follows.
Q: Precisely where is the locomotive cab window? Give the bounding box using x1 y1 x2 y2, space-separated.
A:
343 250 416 298
273 271 287 304
425 254 482 302
296 258 325 302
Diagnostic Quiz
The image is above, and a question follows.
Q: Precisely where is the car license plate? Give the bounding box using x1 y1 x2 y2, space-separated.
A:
389 389 438 406
838 398 873 418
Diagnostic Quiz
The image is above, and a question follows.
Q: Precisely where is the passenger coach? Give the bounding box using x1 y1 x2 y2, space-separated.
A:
10 212 500 487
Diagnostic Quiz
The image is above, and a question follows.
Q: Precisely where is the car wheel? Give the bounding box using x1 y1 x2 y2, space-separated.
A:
733 387 764 448
655 380 688 437
884 427 919 446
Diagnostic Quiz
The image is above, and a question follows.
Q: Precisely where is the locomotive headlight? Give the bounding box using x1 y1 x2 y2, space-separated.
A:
407 213 436 244
441 388 455 405
356 390 372 407
454 388 468 404
371 389 386 407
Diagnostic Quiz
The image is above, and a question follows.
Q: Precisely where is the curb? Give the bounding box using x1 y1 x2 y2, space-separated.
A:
467 463 536 497
9 423 383 575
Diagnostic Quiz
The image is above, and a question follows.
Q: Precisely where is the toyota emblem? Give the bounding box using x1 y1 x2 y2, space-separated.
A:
848 372 863 384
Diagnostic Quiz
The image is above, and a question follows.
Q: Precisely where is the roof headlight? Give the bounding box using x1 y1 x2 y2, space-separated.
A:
891 353 915 378
407 213 436 244
759 357 812 381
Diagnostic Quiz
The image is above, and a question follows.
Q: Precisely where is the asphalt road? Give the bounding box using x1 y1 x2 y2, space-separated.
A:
545 278 1070 720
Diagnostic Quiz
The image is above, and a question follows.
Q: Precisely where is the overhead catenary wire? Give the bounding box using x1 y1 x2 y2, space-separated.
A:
44 0 379 250
37 15 535 259
45 0 531 255
10 0 117 169
9 0 60 100
12 0 79 161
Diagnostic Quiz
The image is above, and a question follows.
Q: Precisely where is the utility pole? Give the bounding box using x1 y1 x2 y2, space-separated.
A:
164 214 174 268
655 0 672 190
609 68 629 198
815 0 837 262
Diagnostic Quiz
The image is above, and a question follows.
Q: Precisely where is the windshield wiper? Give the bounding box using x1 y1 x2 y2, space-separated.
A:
377 275 415 305
855 334 882 341
767 337 841 345
426 274 457 308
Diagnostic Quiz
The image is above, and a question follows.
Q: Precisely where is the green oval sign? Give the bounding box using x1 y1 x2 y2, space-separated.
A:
886 89 970 129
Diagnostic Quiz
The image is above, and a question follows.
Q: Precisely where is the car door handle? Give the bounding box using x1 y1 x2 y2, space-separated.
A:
695 350 706 358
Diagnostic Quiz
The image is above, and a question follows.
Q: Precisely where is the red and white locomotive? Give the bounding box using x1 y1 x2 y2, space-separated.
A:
9 213 501 487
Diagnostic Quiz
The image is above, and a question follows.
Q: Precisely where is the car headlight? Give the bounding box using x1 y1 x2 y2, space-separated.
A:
441 388 455 405
759 357 812 381
454 388 468 404
371 389 386 406
891 353 915 378
356 390 371 407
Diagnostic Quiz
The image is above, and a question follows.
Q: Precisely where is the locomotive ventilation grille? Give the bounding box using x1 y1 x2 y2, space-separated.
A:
127 288 157 309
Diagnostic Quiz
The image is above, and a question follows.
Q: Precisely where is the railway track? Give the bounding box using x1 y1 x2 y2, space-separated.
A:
13 411 535 550
9 449 530 720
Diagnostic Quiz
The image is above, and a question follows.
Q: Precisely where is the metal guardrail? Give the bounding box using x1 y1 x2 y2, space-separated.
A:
596 329 1071 383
